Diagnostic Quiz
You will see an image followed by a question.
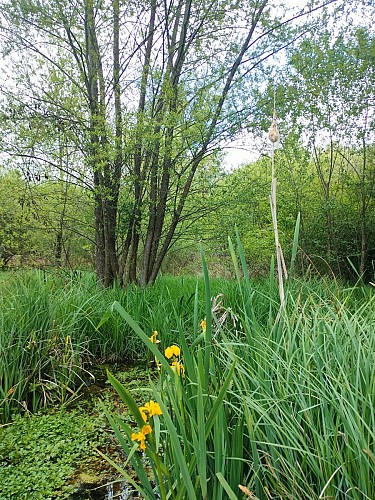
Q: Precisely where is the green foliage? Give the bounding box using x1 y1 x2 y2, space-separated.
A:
0 410 100 499
229 233 375 498
103 269 245 499
185 129 375 280
0 264 368 419
1 6 374 283
103 240 375 499
0 170 36 266
0 169 93 269
3 0 357 285
280 26 375 278
0 271 94 422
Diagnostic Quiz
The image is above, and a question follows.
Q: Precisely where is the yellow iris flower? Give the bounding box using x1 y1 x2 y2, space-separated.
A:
171 360 185 376
131 425 152 451
149 330 161 343
165 345 181 359
139 409 147 422
139 400 162 418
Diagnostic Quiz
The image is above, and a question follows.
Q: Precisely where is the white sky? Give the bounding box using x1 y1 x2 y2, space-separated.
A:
223 140 260 169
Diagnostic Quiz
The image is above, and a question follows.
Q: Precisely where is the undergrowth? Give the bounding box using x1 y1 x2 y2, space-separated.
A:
0 410 103 499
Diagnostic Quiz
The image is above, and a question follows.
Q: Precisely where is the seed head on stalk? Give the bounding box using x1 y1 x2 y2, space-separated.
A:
268 109 279 144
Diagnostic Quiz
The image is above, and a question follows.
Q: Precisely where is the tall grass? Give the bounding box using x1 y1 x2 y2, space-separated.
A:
103 241 374 499
221 288 375 497
226 236 374 498
0 269 240 422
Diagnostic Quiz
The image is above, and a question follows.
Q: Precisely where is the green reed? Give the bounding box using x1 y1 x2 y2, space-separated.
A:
102 236 374 498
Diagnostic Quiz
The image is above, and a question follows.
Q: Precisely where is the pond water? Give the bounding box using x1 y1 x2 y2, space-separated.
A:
105 481 136 499
70 479 141 499
67 364 149 500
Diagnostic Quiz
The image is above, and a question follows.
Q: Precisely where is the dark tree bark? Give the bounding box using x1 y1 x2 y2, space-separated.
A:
119 0 157 285
84 0 121 286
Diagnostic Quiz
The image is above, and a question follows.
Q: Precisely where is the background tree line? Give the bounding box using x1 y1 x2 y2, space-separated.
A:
0 0 373 283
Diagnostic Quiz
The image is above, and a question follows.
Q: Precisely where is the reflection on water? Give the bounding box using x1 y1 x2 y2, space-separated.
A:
70 480 141 499
105 481 134 499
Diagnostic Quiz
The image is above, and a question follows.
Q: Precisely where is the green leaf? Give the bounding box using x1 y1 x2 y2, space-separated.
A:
216 472 238 500
111 301 174 374
205 363 235 438
153 394 198 500
106 370 145 429
289 212 300 277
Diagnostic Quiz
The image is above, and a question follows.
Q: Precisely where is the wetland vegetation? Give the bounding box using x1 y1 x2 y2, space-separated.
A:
1 259 374 498
0 0 374 498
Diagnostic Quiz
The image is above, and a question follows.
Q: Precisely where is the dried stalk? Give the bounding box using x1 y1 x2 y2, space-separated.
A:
268 103 287 317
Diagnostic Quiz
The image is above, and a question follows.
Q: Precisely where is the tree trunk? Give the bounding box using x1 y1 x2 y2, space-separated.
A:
85 0 120 286
359 206 367 277
124 0 157 285
54 230 63 267
140 0 269 285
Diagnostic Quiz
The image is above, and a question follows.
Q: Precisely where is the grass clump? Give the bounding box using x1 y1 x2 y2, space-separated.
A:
1 248 374 497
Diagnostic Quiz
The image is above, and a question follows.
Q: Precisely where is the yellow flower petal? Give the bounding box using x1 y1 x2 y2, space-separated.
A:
171 361 185 376
165 345 180 358
165 346 173 358
131 431 143 442
142 400 162 417
149 331 161 343
173 345 180 356
141 424 152 435
138 409 148 422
